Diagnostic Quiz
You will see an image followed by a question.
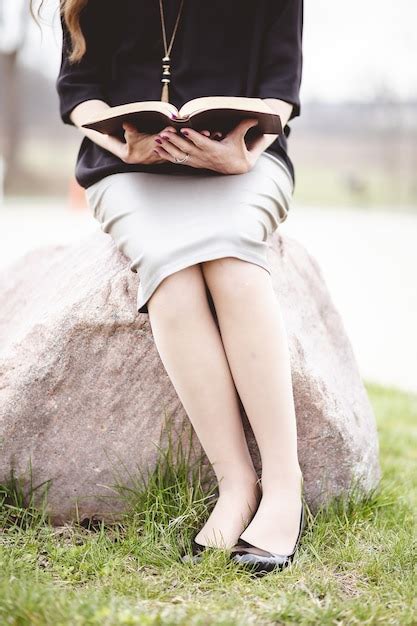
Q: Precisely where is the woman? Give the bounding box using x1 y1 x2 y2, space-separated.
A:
36 0 305 575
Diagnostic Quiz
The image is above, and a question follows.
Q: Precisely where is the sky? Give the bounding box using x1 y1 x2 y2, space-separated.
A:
18 0 417 103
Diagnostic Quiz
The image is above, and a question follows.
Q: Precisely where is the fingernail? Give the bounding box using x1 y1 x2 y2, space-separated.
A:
160 134 168 140
155 138 162 144
180 129 189 136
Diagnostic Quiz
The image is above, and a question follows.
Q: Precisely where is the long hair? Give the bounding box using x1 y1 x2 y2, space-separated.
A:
30 0 88 63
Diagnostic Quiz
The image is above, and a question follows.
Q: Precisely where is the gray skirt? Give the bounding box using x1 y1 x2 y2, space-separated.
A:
85 151 294 315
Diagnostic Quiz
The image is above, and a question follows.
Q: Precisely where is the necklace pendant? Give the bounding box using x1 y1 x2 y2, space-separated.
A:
161 55 171 102
161 58 171 81
161 81 169 102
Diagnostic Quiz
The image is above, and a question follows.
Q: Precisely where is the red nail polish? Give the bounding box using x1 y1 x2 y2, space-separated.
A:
155 138 162 144
180 129 189 136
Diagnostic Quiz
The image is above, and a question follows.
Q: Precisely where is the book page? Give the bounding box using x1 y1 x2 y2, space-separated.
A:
179 96 272 118
83 101 178 124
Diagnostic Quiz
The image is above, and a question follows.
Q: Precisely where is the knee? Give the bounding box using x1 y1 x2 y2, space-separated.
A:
201 257 270 301
147 264 207 321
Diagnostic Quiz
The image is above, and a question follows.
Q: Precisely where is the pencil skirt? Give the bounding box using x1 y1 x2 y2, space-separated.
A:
85 151 294 315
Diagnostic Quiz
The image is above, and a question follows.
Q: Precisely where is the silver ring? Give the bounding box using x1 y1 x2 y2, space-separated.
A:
174 153 190 164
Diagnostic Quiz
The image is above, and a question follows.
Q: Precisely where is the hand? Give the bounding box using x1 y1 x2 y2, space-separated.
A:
120 123 220 165
153 118 264 174
120 123 175 165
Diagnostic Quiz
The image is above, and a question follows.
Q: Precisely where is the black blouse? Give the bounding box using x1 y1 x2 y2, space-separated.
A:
56 0 303 189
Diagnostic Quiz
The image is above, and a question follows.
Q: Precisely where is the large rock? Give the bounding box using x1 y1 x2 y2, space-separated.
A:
0 229 381 524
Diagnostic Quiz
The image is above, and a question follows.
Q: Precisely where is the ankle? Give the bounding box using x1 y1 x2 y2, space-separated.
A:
260 464 303 496
217 471 260 497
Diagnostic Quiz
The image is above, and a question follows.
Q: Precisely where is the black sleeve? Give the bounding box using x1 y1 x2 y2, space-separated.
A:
256 0 303 121
55 3 109 126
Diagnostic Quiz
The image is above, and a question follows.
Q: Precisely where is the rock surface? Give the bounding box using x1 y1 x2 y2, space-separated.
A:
0 229 381 524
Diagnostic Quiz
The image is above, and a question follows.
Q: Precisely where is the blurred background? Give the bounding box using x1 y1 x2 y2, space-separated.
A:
0 0 416 392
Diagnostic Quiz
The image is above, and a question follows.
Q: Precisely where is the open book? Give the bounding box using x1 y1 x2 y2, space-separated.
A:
81 96 282 138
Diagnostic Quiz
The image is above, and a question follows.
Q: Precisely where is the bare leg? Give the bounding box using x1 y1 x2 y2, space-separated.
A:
201 257 303 555
147 264 261 548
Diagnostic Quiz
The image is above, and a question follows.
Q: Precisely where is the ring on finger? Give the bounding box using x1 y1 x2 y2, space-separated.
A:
174 153 190 164
159 137 190 163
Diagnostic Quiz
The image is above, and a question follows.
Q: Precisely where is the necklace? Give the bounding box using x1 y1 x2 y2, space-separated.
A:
158 0 185 103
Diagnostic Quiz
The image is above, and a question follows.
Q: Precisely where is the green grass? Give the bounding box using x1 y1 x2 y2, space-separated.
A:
6 138 417 209
292 166 417 209
0 382 416 625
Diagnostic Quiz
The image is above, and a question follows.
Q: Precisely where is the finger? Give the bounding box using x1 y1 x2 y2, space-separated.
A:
247 132 266 153
178 127 211 149
154 145 179 163
123 122 140 138
122 122 137 132
158 130 196 154
211 131 224 141
200 130 211 137
155 146 196 168
153 148 170 161
152 126 178 144
156 137 188 161
228 118 259 140
123 122 152 144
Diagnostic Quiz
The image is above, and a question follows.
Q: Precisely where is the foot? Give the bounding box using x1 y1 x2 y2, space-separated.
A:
237 476 303 555
194 476 261 549
230 501 306 575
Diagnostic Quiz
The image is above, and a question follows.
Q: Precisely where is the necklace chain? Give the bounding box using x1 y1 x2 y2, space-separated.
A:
159 0 184 58
159 0 185 102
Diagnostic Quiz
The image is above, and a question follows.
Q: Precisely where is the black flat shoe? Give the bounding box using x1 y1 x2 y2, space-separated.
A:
230 500 306 576
180 536 210 564
181 484 263 564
